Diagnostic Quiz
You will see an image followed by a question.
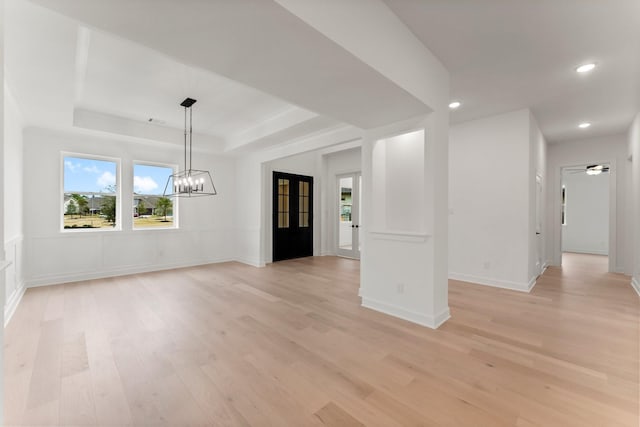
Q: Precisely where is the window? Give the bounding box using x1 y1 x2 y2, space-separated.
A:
133 163 176 229
63 155 118 230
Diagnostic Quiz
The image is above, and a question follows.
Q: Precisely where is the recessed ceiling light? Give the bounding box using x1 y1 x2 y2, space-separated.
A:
578 122 591 129
449 101 461 109
576 63 596 73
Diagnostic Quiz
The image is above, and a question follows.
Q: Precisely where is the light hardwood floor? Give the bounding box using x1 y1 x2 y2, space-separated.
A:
4 253 639 426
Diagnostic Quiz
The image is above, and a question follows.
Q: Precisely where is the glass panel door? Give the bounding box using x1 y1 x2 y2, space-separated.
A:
273 172 313 262
336 172 361 259
338 177 353 251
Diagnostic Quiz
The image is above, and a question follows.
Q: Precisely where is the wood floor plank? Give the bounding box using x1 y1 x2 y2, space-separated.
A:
4 253 638 426
314 401 365 427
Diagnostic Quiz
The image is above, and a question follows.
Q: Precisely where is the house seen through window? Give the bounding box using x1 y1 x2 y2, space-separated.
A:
63 155 118 230
133 163 175 229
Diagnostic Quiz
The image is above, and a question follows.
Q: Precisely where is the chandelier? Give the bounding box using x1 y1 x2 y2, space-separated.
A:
163 98 217 197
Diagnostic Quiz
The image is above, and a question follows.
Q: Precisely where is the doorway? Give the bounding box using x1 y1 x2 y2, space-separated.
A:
560 164 611 267
336 173 361 259
272 171 313 262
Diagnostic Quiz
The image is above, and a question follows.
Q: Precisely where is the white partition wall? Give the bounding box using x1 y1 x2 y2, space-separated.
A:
628 113 640 294
360 114 450 329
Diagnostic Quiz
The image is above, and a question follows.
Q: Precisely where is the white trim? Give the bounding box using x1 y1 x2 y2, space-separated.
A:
562 248 609 256
448 272 535 293
26 257 235 288
632 277 640 297
235 257 266 268
4 282 26 327
4 234 24 247
369 230 429 243
361 296 450 329
0 260 12 272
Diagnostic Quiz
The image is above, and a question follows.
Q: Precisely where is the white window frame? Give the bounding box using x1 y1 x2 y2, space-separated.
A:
132 160 179 230
61 152 122 233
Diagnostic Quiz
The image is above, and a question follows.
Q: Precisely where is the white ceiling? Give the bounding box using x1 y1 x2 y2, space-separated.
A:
383 0 640 142
7 0 640 149
79 30 306 139
21 0 430 129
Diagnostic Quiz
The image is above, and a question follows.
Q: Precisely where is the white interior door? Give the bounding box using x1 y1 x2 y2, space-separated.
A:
536 175 543 275
336 173 361 259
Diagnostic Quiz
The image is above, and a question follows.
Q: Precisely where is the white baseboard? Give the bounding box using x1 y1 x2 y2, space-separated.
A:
361 296 450 329
234 256 265 268
562 248 609 256
448 272 535 293
26 257 235 288
632 277 640 297
4 281 26 327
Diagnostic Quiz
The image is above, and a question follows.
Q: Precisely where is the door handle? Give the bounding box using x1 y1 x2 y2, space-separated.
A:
355 225 359 228
536 232 541 235
351 225 355 228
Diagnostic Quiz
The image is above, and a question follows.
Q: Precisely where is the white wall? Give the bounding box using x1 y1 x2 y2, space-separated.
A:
234 156 264 266
561 170 609 255
546 134 630 274
3 86 25 322
449 109 535 291
628 113 640 294
23 127 236 286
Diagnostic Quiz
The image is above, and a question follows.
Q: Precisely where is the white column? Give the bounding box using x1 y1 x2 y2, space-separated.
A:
275 0 451 327
360 111 449 328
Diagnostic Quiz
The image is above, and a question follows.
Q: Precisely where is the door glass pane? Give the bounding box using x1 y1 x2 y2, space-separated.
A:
298 180 310 228
339 177 353 250
278 179 289 228
299 212 309 227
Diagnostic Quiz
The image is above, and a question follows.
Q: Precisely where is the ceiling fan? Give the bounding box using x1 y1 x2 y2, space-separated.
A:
564 164 610 175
